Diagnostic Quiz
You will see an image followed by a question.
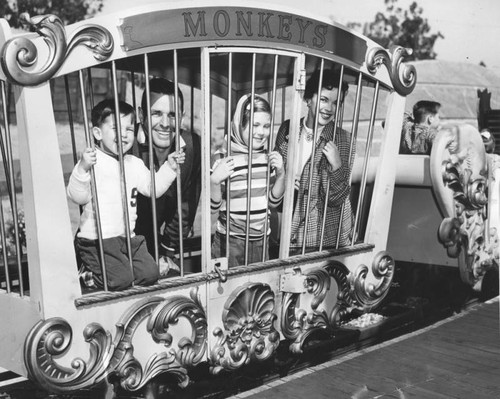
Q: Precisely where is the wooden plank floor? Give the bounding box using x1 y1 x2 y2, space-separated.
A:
232 297 500 399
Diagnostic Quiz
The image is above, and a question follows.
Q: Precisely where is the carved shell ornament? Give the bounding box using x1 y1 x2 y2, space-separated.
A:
210 283 279 374
1 13 113 86
430 124 497 290
366 46 416 96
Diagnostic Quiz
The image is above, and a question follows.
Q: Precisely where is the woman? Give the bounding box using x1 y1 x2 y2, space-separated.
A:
275 69 354 251
211 94 286 267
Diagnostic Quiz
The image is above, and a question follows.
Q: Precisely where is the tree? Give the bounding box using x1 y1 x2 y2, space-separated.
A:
349 0 443 61
2 0 103 29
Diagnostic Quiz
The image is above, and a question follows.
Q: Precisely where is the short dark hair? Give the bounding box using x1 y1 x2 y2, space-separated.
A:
91 99 135 127
304 69 349 102
141 78 184 114
413 100 441 124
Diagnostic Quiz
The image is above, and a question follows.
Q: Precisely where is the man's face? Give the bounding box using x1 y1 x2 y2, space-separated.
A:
142 92 183 149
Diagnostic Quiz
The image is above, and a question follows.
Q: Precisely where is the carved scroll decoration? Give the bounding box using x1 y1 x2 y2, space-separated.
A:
210 283 279 374
430 124 497 289
349 251 395 311
111 289 207 391
24 317 113 394
24 290 207 393
1 13 113 86
280 261 351 354
365 45 416 96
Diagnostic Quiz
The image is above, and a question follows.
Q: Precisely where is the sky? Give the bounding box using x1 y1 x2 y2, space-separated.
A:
102 0 500 68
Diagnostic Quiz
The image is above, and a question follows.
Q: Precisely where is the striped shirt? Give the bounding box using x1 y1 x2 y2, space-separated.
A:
211 153 282 240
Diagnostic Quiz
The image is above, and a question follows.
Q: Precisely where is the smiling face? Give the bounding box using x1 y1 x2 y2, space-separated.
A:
142 92 183 150
241 111 271 150
93 112 135 155
306 87 340 127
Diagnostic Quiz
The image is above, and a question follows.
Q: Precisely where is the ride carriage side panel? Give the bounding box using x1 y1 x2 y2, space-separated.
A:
0 1 419 393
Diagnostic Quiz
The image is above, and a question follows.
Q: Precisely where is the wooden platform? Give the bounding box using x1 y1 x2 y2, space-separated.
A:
232 297 500 399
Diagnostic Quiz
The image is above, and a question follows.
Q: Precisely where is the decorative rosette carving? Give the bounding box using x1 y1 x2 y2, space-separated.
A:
349 251 395 311
24 317 113 394
111 289 207 391
430 124 496 289
365 45 416 96
280 261 351 354
1 13 113 86
210 283 279 374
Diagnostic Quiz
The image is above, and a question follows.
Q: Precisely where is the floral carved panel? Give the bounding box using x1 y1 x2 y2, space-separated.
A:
430 124 498 289
280 260 351 354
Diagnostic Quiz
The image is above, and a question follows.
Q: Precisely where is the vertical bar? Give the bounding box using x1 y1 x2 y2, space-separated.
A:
301 59 325 255
111 61 134 276
319 65 345 251
262 54 279 262
0 81 23 295
78 70 108 291
143 55 160 266
64 75 78 165
0 191 11 293
225 53 232 260
244 53 257 266
279 53 305 259
130 72 138 115
173 50 185 275
201 48 211 273
87 68 95 109
336 72 363 248
352 81 380 244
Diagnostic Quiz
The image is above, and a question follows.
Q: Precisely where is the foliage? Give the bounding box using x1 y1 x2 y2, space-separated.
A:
2 0 103 29
349 0 443 61
0 210 26 256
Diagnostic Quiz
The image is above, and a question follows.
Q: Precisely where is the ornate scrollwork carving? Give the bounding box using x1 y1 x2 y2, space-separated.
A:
1 13 113 86
365 45 416 96
430 124 497 289
111 289 207 391
349 251 394 311
280 261 351 354
210 283 279 374
24 317 113 394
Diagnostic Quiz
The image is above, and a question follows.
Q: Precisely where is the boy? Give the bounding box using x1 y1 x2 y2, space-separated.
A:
67 99 185 290
400 100 441 155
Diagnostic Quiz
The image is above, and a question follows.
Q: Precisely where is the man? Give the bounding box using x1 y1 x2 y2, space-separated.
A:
134 78 201 276
400 100 441 155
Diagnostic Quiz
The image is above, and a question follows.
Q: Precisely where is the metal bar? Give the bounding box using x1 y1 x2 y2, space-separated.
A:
64 75 78 165
319 65 345 251
336 72 363 248
78 70 108 291
87 68 95 110
173 49 185 275
301 59 325 255
225 52 232 260
352 80 380 244
111 61 134 277
262 54 279 262
0 81 23 296
244 53 257 266
0 190 11 293
143 55 160 266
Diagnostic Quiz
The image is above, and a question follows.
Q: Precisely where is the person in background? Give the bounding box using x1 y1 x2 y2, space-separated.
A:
400 100 441 155
210 94 285 267
68 99 184 290
275 69 354 251
134 78 201 277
